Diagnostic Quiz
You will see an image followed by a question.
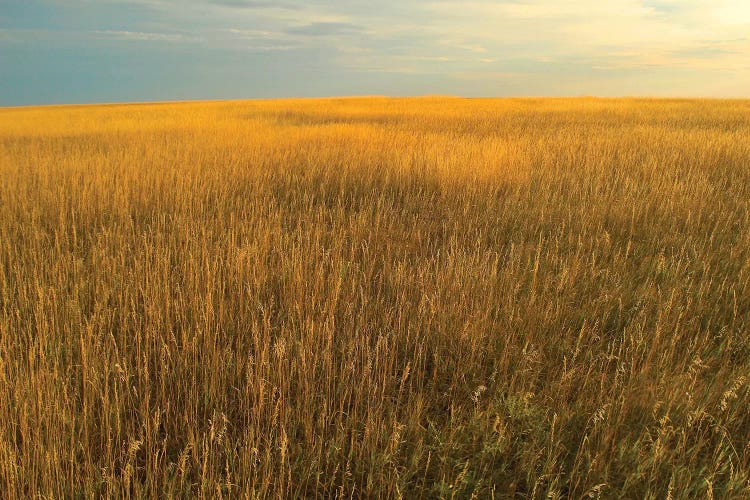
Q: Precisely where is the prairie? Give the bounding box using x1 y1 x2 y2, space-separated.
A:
0 97 749 498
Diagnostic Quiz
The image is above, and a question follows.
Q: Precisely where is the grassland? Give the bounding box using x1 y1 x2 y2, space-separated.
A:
0 97 749 498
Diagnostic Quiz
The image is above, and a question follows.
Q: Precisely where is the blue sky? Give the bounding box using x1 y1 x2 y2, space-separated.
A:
2 0 750 105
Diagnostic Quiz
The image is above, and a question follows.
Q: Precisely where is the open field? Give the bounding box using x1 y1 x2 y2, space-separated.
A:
1 97 749 498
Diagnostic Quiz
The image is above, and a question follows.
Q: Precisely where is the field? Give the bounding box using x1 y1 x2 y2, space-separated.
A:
1 97 749 498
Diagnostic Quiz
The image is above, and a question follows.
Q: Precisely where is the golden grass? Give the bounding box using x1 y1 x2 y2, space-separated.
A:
1 97 749 498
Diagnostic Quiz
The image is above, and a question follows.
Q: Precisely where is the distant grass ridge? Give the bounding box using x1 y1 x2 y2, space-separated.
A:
0 97 749 498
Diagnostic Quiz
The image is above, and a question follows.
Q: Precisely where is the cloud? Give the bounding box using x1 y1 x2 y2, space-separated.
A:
207 0 299 9
225 28 303 50
93 30 190 42
3 0 750 100
285 22 364 37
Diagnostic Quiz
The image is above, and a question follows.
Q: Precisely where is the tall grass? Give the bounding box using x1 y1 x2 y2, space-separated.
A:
1 97 749 498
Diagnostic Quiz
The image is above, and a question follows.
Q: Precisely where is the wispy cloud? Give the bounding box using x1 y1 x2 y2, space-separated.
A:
285 22 364 37
2 0 750 102
93 30 191 42
226 27 303 50
207 0 300 10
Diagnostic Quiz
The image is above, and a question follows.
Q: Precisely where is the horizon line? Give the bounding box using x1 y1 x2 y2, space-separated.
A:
3 94 750 110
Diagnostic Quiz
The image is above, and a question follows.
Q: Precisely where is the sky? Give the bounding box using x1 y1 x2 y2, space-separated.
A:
1 0 750 105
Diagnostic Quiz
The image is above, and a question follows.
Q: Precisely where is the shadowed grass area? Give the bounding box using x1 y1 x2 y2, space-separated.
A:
1 97 749 498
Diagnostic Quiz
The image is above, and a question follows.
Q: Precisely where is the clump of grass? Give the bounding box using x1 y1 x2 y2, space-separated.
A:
1 97 749 498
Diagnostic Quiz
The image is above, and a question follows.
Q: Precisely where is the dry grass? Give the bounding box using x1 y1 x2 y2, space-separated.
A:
1 97 749 498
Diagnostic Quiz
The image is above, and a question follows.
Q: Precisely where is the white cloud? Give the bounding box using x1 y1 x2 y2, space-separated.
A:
93 30 189 42
5 0 750 97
